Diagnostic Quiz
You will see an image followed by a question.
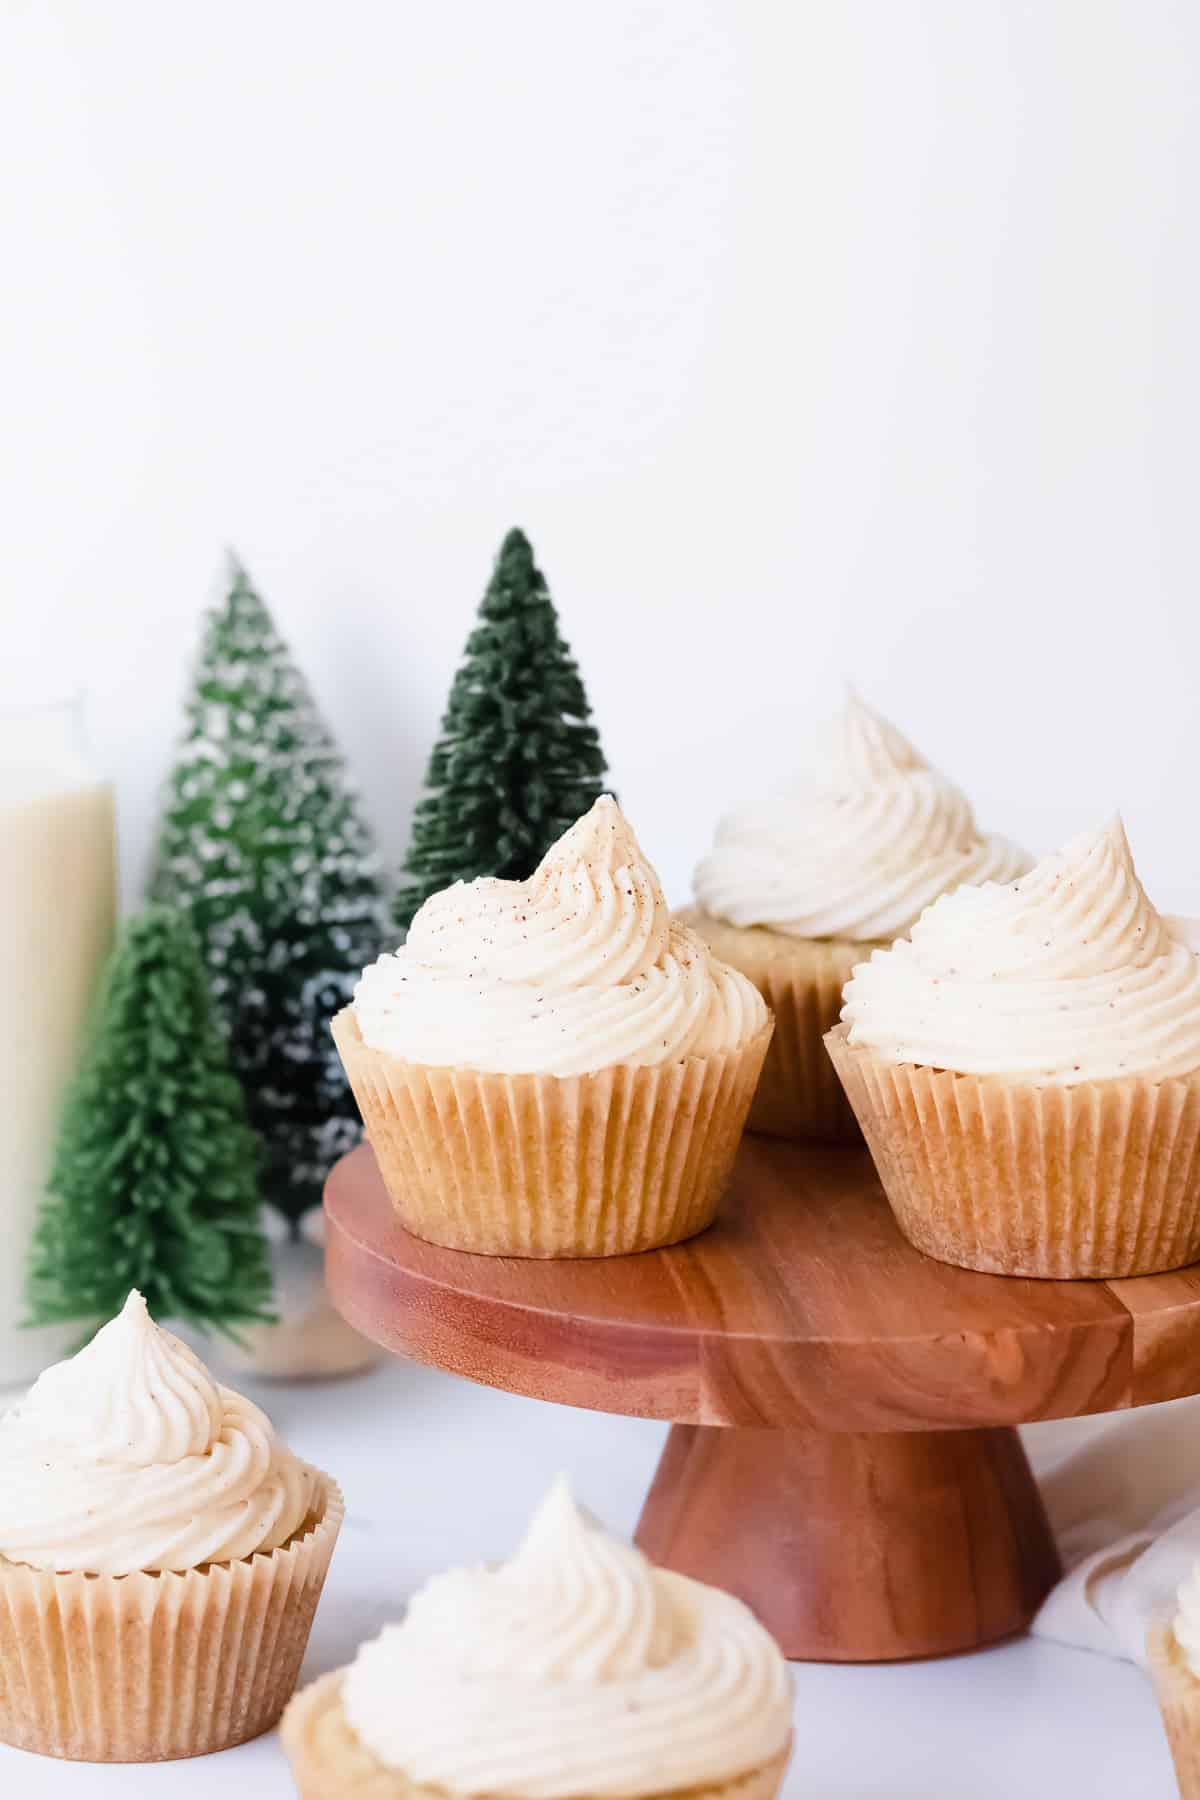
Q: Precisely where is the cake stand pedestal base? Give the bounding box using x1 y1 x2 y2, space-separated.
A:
636 1423 1061 1661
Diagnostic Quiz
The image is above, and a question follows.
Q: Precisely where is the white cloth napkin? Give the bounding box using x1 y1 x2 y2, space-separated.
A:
1022 1397 1200 1666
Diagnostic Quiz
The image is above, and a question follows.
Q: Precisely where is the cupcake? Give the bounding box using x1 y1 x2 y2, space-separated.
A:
683 689 1028 1141
1149 1567 1200 1798
0 1291 342 1762
827 819 1200 1278
333 796 771 1257
282 1476 793 1800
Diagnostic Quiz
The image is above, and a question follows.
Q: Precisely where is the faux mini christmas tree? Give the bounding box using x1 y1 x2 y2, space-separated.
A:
27 908 273 1336
396 528 610 927
149 558 388 1223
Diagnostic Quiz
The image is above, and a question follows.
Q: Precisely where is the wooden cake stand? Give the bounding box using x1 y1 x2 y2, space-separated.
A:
324 1136 1200 1664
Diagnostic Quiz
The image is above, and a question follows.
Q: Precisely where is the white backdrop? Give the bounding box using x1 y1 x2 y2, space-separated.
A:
3 1 1198 915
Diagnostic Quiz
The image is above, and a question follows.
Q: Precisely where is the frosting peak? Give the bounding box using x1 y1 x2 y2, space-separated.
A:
341 1479 792 1799
25 1291 223 1467
355 798 767 1076
0 1291 318 1574
694 691 1030 942
819 685 927 783
539 794 645 878
842 819 1200 1083
481 1476 685 1680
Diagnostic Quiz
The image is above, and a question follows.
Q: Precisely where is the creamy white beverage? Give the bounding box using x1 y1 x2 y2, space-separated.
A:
0 702 116 1384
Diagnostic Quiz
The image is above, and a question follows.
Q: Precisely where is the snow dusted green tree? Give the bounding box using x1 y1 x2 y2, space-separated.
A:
149 558 387 1224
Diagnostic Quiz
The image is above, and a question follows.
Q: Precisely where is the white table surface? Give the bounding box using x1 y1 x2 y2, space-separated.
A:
0 1355 1176 1798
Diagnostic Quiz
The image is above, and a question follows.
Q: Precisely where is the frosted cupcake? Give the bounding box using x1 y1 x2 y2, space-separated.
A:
827 820 1200 1278
0 1292 342 1762
683 690 1028 1140
334 797 771 1257
282 1476 793 1800
1149 1566 1200 1798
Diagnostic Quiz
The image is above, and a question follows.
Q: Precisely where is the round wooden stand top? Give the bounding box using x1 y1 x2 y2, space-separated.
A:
324 1136 1200 1433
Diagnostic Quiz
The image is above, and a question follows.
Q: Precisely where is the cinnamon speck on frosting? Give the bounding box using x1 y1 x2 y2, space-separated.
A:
352 797 767 1077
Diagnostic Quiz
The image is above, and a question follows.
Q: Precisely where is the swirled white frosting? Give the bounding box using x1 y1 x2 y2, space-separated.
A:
341 1477 792 1799
841 819 1200 1083
356 797 767 1076
694 690 1029 941
1175 1565 1200 1680
0 1291 319 1574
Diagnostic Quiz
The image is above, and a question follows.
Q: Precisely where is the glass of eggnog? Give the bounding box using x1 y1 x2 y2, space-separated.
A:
0 696 116 1386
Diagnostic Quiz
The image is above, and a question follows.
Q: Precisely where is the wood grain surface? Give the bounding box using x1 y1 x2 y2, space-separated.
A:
323 1135 1177 1661
324 1135 1198 1431
636 1422 1061 1660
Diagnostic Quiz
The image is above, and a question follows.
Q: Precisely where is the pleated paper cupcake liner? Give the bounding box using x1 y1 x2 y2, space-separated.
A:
332 1010 772 1258
678 909 874 1142
1148 1624 1200 1800
0 1476 343 1763
826 1024 1200 1278
282 1670 793 1800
